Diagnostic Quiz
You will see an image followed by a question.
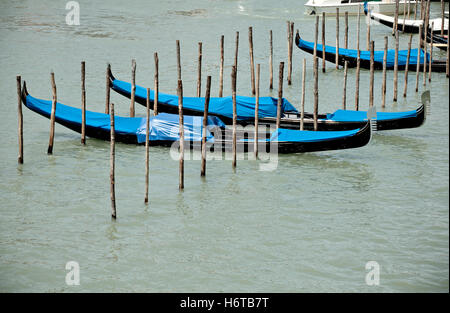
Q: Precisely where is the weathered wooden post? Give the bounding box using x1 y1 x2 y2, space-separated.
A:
178 80 184 190
276 62 284 129
48 72 57 155
447 27 449 78
197 42 202 97
367 16 371 51
130 59 136 117
234 32 239 74
269 30 273 90
393 0 399 35
342 61 348 110
105 63 110 114
382 36 388 108
344 11 348 49
287 21 294 85
322 12 326 73
369 41 375 107
314 15 319 129
355 7 361 110
254 64 260 158
423 0 430 86
416 25 423 91
336 8 340 69
428 22 434 82
154 52 159 115
249 27 256 94
219 35 224 97
176 40 181 81
300 59 306 130
17 76 23 164
289 22 294 84
81 61 86 145
231 65 237 169
441 0 445 36
403 34 413 97
145 88 150 204
402 0 407 33
110 102 116 219
394 30 399 102
201 76 211 177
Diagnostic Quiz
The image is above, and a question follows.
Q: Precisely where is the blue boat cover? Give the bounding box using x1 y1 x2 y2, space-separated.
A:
325 108 417 122
111 79 299 121
24 94 225 143
269 127 360 142
298 38 430 68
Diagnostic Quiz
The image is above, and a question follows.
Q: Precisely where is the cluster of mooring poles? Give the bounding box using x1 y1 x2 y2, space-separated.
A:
16 0 448 219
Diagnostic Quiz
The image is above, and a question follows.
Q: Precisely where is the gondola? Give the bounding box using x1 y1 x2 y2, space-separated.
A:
20 81 372 154
364 2 448 35
295 32 447 72
425 30 448 51
109 71 428 131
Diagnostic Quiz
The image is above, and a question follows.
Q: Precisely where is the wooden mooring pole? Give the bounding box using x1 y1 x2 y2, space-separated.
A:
287 21 294 85
322 12 326 73
201 76 211 177
234 32 239 75
314 16 319 130
110 102 116 219
17 76 23 164
382 36 388 108
404 34 413 97
231 65 237 169
428 22 434 82
176 40 181 81
154 52 159 115
441 0 445 36
269 30 273 90
81 61 86 145
249 27 256 94
178 80 184 190
197 42 202 97
219 35 224 97
336 8 340 69
145 88 150 204
48 72 57 155
254 64 260 158
393 0 399 36
344 11 348 49
343 61 348 110
394 30 399 102
300 58 306 130
105 64 110 114
416 24 423 91
130 59 136 117
369 41 375 108
276 62 284 129
355 7 361 110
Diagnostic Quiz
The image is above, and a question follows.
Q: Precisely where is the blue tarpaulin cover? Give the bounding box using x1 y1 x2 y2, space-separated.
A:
111 79 299 121
325 109 417 122
297 38 430 68
24 94 224 143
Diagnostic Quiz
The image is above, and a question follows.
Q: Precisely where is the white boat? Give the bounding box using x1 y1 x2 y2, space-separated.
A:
365 4 448 34
304 0 417 16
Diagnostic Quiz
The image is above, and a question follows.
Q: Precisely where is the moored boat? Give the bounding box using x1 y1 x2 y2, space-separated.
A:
109 71 428 131
295 32 447 72
304 0 416 16
20 81 373 154
364 2 448 34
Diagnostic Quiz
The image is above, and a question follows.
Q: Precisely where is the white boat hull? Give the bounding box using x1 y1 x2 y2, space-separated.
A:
304 1 417 16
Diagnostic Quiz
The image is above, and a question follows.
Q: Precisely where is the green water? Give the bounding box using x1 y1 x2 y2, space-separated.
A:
0 0 448 292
